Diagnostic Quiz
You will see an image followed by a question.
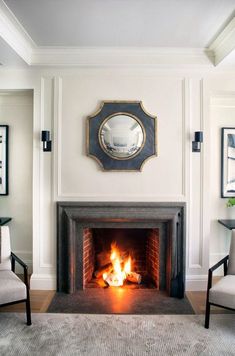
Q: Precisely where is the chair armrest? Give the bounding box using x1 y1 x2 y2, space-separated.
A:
209 255 229 274
206 255 229 300
11 252 29 288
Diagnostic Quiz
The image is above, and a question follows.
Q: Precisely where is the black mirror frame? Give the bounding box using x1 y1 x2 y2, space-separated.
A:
87 101 157 171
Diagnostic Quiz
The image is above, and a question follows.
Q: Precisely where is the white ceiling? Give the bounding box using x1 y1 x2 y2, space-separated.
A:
3 0 235 47
1 0 235 67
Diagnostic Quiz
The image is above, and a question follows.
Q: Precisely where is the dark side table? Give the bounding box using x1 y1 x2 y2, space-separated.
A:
218 220 235 230
0 217 12 226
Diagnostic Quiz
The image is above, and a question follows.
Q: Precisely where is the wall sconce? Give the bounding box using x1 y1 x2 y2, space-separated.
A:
192 131 203 152
41 130 52 152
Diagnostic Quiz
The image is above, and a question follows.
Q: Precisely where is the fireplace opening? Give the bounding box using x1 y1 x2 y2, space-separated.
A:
83 228 168 290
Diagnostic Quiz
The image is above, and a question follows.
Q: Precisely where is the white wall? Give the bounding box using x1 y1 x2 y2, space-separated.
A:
0 68 234 290
0 91 33 269
209 96 235 271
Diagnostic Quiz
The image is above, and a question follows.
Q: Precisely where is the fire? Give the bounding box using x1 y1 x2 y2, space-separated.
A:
103 243 132 287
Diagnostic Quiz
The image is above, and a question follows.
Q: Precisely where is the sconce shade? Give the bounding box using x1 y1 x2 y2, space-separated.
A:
41 130 52 152
192 131 203 152
195 131 203 143
41 130 50 142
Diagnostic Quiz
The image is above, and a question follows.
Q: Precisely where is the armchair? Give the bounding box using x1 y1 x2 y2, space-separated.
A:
205 230 235 328
0 226 31 325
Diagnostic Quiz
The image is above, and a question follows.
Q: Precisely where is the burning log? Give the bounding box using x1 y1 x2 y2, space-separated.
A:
94 263 113 279
126 272 142 284
103 272 124 287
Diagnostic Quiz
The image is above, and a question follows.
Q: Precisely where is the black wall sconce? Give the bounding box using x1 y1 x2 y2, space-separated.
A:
41 130 52 152
192 131 203 152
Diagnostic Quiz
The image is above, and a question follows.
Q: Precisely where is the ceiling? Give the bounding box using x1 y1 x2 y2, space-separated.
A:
4 0 235 47
1 0 235 67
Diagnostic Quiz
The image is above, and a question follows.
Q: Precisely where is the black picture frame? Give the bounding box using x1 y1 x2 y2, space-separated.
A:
221 127 235 198
0 125 9 195
87 101 157 171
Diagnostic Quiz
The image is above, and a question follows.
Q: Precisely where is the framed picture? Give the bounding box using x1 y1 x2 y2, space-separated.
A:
0 125 9 195
221 127 235 197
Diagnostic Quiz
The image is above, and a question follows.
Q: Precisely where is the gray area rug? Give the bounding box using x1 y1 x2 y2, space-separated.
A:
47 289 194 314
0 313 235 356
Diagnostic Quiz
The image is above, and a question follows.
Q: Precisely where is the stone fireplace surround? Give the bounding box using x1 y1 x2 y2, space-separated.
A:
57 202 186 298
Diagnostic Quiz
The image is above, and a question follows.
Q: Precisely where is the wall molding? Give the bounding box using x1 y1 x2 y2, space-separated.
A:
31 47 214 67
0 0 34 63
209 17 235 66
1 1 235 67
188 79 204 270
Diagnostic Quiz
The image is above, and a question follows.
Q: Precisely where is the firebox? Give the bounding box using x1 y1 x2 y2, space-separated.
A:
57 202 185 298
83 228 166 290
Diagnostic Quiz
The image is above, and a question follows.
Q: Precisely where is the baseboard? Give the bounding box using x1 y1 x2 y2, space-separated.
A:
30 273 56 290
185 275 208 291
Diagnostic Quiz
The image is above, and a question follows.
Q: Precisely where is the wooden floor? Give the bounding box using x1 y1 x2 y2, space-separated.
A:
1 290 231 315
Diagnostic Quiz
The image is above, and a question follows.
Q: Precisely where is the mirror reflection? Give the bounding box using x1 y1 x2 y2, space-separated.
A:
100 114 145 159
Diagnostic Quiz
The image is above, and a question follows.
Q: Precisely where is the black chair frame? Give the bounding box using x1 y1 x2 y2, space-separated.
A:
0 252 31 325
205 255 235 328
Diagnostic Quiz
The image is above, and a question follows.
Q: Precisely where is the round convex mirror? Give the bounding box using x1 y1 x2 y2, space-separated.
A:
99 113 145 159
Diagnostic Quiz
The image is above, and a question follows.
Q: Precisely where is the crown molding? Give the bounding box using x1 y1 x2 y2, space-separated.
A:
30 47 213 67
0 0 34 64
1 0 234 68
209 17 235 66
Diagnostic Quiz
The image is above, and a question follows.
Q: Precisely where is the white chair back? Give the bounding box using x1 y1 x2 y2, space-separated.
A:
227 229 235 275
0 226 11 271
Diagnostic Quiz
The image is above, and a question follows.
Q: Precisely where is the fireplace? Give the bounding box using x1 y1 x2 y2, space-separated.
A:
57 202 185 298
83 228 164 289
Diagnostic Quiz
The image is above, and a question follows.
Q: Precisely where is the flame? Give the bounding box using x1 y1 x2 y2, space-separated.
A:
103 243 132 286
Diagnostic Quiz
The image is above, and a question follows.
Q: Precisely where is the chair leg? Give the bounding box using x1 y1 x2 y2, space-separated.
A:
205 301 211 329
26 294 31 326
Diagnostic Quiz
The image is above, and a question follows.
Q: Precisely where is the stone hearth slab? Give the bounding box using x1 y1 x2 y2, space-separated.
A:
47 289 194 314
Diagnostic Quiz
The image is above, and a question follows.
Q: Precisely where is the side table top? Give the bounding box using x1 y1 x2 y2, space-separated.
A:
218 219 235 230
0 217 12 226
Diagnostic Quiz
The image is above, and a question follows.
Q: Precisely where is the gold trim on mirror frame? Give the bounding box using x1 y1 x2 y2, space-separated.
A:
86 101 158 172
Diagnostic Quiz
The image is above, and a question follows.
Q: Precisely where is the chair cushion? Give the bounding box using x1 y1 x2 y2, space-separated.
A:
227 229 235 275
0 226 11 271
0 270 26 305
209 275 235 309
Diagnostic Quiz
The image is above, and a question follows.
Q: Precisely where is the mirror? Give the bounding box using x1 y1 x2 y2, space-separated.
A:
99 114 145 159
221 128 235 197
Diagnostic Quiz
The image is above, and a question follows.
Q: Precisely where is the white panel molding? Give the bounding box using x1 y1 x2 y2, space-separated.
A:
185 275 207 291
0 0 34 63
181 78 189 198
53 77 63 200
30 273 56 290
209 17 235 66
188 79 204 270
39 77 55 270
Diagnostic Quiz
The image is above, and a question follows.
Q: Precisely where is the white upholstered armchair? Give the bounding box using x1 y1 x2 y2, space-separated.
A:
205 229 235 328
0 226 31 325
